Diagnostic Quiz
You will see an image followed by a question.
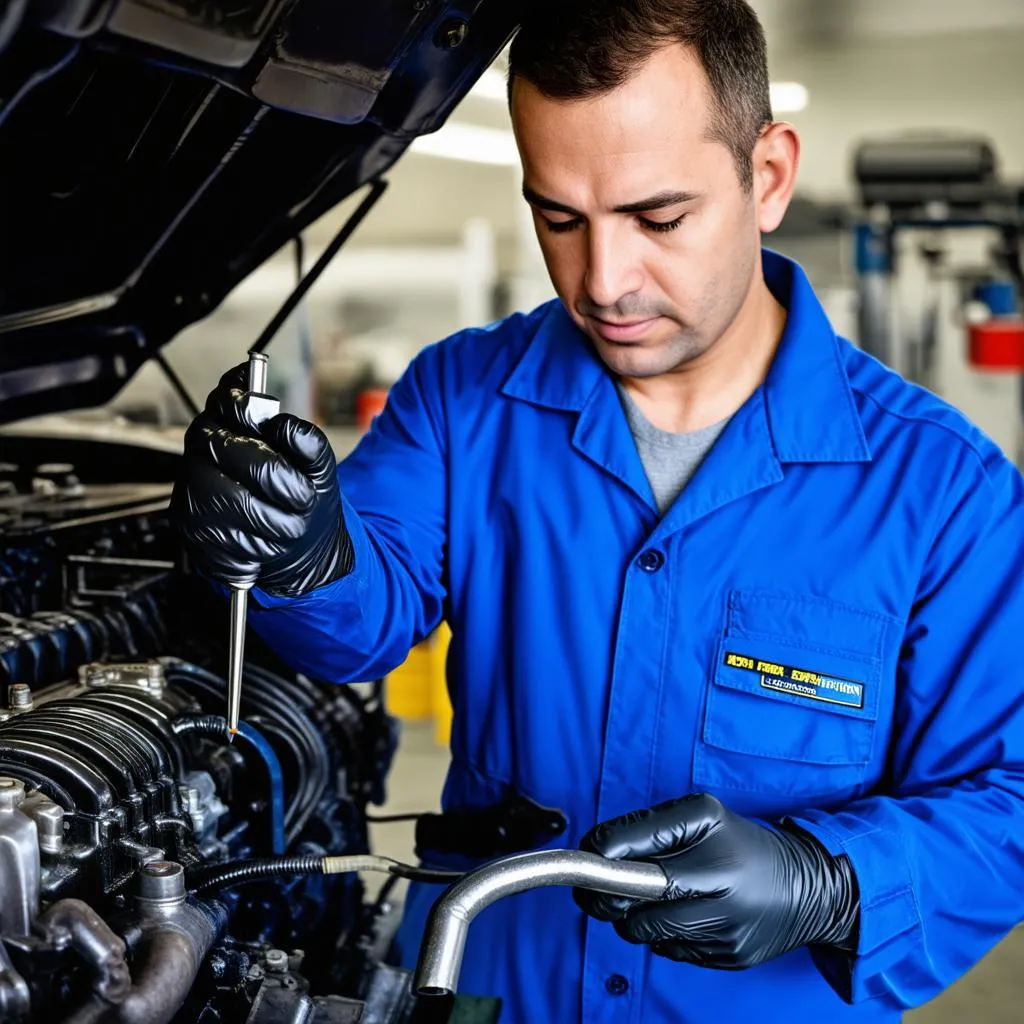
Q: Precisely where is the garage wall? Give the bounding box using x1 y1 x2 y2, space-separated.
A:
769 28 1024 200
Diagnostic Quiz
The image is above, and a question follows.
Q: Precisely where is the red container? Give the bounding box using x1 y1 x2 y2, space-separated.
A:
355 388 390 432
968 321 1024 371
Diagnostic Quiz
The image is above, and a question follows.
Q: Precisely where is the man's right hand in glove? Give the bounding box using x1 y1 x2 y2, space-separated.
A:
169 363 354 597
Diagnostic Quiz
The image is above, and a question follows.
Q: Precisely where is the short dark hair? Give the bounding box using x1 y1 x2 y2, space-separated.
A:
507 0 773 191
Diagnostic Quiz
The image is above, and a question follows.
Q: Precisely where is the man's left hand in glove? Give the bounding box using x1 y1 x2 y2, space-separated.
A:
573 793 859 970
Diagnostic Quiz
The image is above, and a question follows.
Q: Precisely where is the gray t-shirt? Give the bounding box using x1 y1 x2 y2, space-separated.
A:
617 383 729 515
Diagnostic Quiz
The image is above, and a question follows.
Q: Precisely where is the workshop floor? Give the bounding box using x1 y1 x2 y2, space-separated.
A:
368 722 1024 1023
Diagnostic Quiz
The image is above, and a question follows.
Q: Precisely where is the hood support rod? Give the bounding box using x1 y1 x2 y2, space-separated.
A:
151 176 388 419
250 178 390 358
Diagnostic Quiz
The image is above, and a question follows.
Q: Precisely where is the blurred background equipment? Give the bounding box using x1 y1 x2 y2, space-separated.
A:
851 134 1024 461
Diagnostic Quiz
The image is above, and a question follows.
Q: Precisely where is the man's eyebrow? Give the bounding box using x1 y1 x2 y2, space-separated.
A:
521 187 580 216
521 186 701 216
613 190 702 214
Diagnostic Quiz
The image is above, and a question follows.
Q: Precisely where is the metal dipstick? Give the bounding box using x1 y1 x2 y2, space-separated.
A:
226 352 278 741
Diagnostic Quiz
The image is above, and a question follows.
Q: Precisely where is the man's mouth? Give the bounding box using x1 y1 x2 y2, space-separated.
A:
590 316 661 343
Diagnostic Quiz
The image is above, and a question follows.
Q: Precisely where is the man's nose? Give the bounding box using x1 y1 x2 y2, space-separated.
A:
584 222 644 311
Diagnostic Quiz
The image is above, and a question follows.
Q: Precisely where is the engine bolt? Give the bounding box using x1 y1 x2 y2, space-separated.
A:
8 684 32 709
23 794 65 853
0 778 26 811
179 785 202 811
138 860 186 902
80 664 107 687
435 17 468 49
265 949 289 973
146 663 165 692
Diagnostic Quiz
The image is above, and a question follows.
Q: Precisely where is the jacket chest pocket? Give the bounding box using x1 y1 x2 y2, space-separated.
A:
693 590 892 802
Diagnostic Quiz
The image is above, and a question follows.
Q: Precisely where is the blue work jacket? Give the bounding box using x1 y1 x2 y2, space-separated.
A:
249 250 1024 1024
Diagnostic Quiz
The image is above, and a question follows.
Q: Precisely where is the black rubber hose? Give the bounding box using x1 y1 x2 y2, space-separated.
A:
188 855 323 894
166 664 314 823
187 855 463 895
172 696 311 841
171 715 230 738
232 662 329 812
243 664 329 829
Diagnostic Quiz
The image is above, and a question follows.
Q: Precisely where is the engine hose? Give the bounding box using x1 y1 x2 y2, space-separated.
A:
187 854 464 895
234 663 329 825
172 716 286 855
166 665 320 834
165 667 310 820
242 664 330 830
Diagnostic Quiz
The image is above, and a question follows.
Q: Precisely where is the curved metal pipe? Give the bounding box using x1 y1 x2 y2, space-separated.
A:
413 849 669 998
54 894 227 1024
37 900 131 1012
116 895 227 1024
116 929 204 1024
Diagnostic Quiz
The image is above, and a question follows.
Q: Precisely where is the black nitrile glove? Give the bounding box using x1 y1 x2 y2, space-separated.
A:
169 363 354 597
573 793 859 970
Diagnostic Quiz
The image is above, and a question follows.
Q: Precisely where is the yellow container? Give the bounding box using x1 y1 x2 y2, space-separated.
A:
385 623 453 747
429 622 453 746
385 641 434 720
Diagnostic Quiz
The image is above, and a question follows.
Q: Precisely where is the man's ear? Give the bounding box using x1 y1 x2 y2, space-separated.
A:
753 122 800 233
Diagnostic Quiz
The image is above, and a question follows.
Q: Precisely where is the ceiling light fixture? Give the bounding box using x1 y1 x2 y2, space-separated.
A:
770 82 809 112
410 121 520 166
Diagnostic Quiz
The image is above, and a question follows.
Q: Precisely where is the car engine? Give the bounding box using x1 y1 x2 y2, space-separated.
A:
0 443 459 1024
0 0 521 1016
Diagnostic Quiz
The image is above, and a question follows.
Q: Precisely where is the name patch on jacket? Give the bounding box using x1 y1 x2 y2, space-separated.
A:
723 651 864 709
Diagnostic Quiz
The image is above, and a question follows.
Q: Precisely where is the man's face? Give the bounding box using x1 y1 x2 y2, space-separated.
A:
511 45 771 379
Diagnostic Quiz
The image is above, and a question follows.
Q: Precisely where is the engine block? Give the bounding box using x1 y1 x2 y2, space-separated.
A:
0 454 445 1024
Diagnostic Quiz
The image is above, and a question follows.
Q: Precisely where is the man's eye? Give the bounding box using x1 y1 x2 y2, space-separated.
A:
543 218 582 234
640 214 687 233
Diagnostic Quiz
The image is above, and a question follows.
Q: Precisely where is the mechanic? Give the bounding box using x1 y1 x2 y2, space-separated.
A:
170 1 1024 1021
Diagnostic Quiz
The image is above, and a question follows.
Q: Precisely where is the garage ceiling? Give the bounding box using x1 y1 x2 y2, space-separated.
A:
752 0 1024 48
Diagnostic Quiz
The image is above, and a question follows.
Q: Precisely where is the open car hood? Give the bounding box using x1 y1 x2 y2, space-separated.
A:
0 0 519 423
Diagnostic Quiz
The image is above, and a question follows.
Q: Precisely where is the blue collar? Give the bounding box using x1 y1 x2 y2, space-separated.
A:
501 249 871 465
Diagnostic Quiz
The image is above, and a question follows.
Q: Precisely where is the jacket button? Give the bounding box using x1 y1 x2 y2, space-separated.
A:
605 973 630 995
637 549 665 572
